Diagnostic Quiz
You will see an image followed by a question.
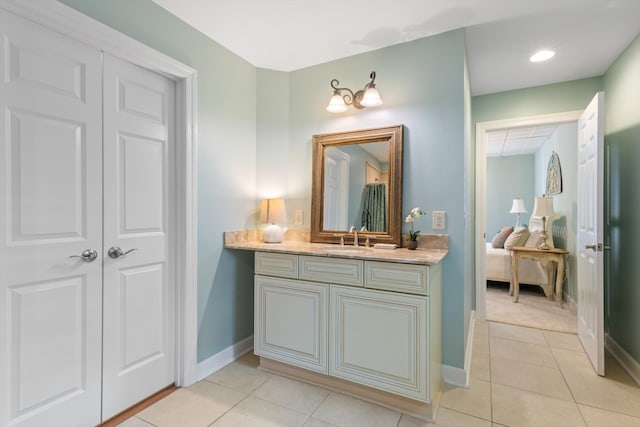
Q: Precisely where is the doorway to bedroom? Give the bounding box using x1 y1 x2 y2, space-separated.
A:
476 112 580 334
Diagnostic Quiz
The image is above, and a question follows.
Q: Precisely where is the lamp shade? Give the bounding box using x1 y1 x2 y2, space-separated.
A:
260 198 287 224
360 87 383 107
326 94 347 113
509 198 527 214
532 195 556 218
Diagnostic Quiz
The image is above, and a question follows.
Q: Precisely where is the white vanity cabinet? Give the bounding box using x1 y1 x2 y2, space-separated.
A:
253 250 443 409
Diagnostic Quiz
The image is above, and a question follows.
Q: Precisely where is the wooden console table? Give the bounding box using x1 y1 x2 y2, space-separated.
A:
509 246 569 308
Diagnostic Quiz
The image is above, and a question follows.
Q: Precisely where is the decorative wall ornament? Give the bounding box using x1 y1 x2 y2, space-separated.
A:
546 151 563 195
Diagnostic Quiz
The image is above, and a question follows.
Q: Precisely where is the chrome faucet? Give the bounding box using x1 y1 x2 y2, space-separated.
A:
349 226 359 247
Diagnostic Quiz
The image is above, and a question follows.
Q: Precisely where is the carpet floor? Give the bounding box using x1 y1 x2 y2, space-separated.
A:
486 281 577 334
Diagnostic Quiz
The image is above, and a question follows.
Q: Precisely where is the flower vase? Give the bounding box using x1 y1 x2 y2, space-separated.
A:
406 240 418 250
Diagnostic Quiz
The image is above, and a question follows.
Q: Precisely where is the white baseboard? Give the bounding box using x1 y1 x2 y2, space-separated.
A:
196 335 254 381
442 365 468 388
442 310 475 388
605 334 640 387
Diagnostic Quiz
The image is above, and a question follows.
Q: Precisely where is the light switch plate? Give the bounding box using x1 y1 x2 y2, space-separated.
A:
294 209 303 225
432 211 445 230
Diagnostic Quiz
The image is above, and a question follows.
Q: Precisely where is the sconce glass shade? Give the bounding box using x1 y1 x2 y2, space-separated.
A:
360 86 383 107
326 93 348 113
261 198 287 243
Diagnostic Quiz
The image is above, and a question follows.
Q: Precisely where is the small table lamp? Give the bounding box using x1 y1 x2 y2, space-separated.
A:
509 198 527 228
532 195 556 250
261 198 287 243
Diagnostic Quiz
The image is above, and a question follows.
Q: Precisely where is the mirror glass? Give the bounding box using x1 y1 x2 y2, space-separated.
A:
311 125 403 246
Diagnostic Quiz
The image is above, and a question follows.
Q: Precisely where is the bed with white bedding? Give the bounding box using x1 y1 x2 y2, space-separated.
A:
485 216 555 297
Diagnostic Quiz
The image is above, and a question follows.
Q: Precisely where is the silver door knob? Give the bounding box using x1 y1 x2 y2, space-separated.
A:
69 249 98 262
108 246 138 259
585 244 597 251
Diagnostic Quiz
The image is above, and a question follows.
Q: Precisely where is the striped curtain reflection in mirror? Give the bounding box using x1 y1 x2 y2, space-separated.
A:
362 183 387 232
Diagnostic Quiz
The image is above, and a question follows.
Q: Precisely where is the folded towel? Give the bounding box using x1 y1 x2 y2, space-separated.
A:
373 243 398 250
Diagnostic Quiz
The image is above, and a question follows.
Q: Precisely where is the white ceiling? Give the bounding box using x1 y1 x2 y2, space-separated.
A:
487 125 558 157
152 0 640 95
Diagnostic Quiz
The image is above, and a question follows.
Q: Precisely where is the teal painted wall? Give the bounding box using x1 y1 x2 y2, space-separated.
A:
603 33 640 364
533 123 578 299
57 0 258 362
256 69 290 203
473 77 603 124
463 48 474 344
276 30 470 369
486 155 535 239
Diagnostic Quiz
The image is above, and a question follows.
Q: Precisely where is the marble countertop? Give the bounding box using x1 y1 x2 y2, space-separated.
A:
224 239 448 265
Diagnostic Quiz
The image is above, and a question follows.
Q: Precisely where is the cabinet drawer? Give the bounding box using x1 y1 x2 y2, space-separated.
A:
299 255 363 287
255 252 298 279
365 261 429 295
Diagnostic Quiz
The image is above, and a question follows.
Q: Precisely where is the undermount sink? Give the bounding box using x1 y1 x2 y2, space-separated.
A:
322 246 372 254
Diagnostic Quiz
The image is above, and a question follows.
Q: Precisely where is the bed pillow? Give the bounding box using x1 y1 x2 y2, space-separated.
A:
504 226 530 249
491 226 514 248
525 230 542 247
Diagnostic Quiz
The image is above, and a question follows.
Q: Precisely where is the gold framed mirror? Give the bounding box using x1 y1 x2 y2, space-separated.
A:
311 125 403 246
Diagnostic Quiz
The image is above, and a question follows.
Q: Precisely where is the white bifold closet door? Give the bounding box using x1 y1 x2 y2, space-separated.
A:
0 9 175 427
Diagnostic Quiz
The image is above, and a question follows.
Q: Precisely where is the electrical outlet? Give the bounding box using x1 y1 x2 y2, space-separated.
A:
294 209 303 225
432 211 445 230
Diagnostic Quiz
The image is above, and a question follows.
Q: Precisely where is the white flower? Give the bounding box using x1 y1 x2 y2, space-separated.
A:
405 215 414 223
409 207 425 218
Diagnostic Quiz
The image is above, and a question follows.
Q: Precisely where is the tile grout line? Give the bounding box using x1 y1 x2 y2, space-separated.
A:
545 333 590 427
205 391 253 427
310 392 335 426
487 324 495 424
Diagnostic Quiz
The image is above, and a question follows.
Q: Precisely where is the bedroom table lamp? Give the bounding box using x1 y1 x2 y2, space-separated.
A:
261 198 287 243
509 198 527 228
532 195 556 250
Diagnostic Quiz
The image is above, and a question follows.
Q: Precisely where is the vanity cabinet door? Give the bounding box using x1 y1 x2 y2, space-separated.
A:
329 285 429 402
254 275 328 373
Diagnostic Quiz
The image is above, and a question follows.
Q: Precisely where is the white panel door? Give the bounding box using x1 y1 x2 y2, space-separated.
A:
577 92 605 376
329 285 428 402
101 54 176 419
323 149 349 230
0 10 103 427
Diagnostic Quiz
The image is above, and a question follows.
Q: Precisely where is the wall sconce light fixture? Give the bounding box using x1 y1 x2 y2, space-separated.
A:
326 71 383 113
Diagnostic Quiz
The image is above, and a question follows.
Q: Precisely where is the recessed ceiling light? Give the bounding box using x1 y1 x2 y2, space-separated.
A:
530 49 556 62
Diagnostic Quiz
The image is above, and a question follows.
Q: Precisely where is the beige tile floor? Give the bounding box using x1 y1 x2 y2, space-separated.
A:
119 322 640 427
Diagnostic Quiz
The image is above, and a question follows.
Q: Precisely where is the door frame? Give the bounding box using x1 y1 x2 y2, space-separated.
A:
0 0 199 386
475 111 581 320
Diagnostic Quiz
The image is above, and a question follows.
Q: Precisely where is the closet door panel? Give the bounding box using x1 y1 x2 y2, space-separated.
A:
0 10 103 427
101 54 176 420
